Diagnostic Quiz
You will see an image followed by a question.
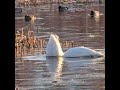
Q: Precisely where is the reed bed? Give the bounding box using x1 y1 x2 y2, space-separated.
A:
15 30 79 57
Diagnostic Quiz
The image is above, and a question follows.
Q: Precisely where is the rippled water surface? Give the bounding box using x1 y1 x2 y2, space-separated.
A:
15 4 105 90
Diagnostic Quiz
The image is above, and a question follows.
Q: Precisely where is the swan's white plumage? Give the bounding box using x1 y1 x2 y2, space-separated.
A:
46 34 64 56
64 47 103 57
46 34 104 57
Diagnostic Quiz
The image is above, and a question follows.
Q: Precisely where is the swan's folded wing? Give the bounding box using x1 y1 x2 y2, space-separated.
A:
64 47 103 58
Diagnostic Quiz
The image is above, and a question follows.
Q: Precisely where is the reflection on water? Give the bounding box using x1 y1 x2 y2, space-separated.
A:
46 57 64 81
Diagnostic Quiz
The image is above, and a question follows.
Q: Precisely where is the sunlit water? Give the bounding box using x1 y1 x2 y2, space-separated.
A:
15 4 105 90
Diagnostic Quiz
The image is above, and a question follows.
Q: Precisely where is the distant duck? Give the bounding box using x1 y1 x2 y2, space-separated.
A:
90 10 100 18
24 15 31 22
46 34 104 58
90 11 95 17
15 7 22 13
58 6 69 12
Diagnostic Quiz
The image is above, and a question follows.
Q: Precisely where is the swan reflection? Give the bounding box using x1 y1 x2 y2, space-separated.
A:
46 57 64 81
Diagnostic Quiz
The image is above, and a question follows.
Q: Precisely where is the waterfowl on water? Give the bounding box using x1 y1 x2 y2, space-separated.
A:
58 6 68 12
90 10 100 18
46 34 104 58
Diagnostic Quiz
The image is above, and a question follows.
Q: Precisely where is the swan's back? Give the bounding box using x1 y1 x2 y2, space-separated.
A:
64 47 103 58
46 34 64 57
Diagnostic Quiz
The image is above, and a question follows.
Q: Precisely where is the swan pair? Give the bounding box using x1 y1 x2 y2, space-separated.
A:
46 34 104 58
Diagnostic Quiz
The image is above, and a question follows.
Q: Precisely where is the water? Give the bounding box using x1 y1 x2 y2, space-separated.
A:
15 56 104 90
15 3 105 90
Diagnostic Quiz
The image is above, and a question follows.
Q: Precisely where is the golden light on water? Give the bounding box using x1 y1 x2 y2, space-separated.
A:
54 57 64 80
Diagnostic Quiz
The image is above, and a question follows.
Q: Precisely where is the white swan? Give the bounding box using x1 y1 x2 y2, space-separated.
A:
46 34 64 57
46 34 104 58
64 47 103 58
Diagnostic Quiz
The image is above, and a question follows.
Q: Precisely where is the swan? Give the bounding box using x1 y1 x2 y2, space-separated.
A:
46 34 104 58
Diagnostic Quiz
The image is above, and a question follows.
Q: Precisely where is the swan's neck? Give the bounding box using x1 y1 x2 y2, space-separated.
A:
46 34 64 56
